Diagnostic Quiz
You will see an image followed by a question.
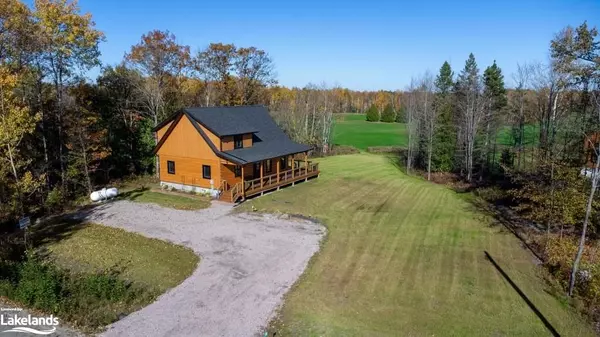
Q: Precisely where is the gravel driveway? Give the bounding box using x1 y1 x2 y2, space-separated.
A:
79 200 324 337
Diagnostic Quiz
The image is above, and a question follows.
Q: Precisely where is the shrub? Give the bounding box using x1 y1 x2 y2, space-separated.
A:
14 258 63 312
475 186 506 203
366 146 406 154
329 145 360 156
381 104 396 123
545 236 600 303
365 104 379 122
0 255 157 330
45 187 65 213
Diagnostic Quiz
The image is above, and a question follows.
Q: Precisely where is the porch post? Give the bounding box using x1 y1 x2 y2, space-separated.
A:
241 165 245 198
304 152 308 174
292 155 295 179
276 157 280 183
260 161 264 188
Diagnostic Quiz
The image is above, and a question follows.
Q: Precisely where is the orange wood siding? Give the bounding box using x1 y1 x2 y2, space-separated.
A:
221 134 253 151
243 134 253 147
221 164 242 188
156 115 221 188
198 123 220 149
222 136 234 151
156 121 173 142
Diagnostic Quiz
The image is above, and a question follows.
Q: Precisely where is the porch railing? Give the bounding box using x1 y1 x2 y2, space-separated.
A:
243 162 319 194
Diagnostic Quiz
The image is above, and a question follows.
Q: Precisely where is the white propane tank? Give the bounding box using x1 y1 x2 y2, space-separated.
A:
90 187 118 202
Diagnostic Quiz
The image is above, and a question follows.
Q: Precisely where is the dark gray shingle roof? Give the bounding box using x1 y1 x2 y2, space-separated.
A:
184 105 311 164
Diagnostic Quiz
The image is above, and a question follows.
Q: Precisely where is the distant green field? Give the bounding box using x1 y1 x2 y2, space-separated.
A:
332 114 407 150
333 113 538 151
496 125 539 146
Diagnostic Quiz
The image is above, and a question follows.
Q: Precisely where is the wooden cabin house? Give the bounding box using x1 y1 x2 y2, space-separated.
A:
153 105 319 202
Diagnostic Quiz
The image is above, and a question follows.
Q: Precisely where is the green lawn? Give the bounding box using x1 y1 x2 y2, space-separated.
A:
44 223 198 292
120 188 211 210
496 124 539 146
332 114 407 150
242 154 593 336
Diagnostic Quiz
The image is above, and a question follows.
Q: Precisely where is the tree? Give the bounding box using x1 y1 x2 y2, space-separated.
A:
550 21 600 296
64 82 109 195
510 63 532 169
365 104 379 122
234 47 276 105
456 53 486 182
482 60 507 176
433 61 455 172
125 30 190 176
0 66 42 215
417 72 436 180
381 104 395 123
34 0 104 188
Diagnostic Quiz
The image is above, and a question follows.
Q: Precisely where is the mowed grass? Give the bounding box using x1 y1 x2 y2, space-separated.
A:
45 223 198 292
243 154 594 336
120 188 211 211
332 114 407 150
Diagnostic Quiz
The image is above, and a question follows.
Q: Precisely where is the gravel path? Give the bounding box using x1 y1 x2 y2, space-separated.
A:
78 200 324 337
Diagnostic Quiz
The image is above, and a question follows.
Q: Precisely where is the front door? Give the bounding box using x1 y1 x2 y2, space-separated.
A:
253 162 261 179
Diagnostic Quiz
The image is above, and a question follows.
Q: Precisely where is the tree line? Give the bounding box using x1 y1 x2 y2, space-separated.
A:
403 22 600 306
0 0 405 226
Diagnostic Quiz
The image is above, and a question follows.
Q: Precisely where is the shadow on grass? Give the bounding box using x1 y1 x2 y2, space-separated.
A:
116 187 150 202
21 200 128 259
466 196 544 263
485 251 561 337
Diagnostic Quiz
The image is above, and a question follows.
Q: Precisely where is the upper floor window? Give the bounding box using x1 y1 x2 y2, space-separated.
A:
167 161 175 174
234 135 243 149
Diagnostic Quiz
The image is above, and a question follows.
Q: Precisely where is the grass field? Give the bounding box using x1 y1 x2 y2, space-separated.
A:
243 154 593 336
45 223 198 292
119 188 211 210
332 114 407 150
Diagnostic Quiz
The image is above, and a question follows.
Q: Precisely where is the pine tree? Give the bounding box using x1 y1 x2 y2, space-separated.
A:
432 61 456 171
482 61 507 174
365 104 380 122
455 53 484 182
380 104 396 123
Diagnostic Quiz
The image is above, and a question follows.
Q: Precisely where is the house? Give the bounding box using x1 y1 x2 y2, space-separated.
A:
153 105 319 202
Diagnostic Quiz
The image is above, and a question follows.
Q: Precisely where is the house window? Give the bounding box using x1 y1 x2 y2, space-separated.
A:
234 165 241 177
234 135 243 149
167 161 175 174
202 165 211 179
280 157 287 170
265 159 272 173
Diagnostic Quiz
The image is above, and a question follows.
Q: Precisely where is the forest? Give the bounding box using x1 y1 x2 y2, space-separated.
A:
2 0 600 327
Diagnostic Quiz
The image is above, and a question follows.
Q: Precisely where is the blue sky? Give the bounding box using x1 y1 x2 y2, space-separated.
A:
74 0 599 90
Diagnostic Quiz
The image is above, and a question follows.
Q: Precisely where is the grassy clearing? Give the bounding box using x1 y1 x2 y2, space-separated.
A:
44 223 198 292
119 188 211 210
114 176 211 210
242 154 594 336
332 114 407 150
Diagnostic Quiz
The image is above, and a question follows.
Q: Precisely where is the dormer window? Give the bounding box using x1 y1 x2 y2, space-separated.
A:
234 135 243 149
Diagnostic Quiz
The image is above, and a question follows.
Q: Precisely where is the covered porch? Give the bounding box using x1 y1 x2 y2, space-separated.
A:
220 152 319 203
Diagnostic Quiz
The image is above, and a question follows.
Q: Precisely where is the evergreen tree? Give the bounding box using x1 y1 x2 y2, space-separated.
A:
365 104 380 122
432 61 456 172
455 53 483 181
482 60 507 174
381 104 396 123
395 105 406 123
